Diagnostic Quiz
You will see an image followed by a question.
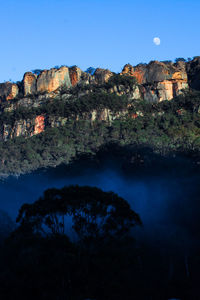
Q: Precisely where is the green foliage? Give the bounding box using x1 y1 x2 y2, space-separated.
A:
175 57 186 63
31 69 43 75
0 91 199 175
105 73 137 88
0 91 129 125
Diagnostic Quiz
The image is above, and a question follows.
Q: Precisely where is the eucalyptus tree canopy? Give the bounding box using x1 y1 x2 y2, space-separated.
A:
16 185 141 243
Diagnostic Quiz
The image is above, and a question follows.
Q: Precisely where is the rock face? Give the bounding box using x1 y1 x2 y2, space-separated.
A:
1 119 33 141
187 56 200 90
34 115 45 135
0 82 19 101
3 57 200 142
0 108 128 141
94 68 113 84
121 60 188 102
69 66 82 86
37 66 71 93
0 57 200 104
23 72 37 96
121 64 145 84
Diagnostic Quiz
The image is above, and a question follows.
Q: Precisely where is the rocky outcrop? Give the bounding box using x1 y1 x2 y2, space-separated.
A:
0 107 129 141
37 66 71 93
23 72 37 96
121 64 145 84
69 66 82 86
1 119 33 141
121 60 188 102
186 56 200 90
94 68 113 84
1 115 45 140
1 57 200 105
0 82 19 101
34 115 45 135
1 57 200 143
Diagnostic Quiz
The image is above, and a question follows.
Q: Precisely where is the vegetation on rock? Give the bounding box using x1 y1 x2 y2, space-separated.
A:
0 90 199 175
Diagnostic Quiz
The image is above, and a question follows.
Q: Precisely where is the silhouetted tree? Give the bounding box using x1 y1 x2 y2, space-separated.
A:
175 57 186 63
16 185 141 244
31 69 43 75
0 186 142 300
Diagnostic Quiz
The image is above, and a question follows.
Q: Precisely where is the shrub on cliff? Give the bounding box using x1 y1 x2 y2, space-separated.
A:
175 57 186 63
31 69 43 75
104 73 137 89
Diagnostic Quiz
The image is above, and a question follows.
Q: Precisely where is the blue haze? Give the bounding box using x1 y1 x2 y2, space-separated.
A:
0 165 199 254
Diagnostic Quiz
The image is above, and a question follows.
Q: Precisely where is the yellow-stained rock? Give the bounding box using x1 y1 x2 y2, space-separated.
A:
23 72 37 96
37 66 71 93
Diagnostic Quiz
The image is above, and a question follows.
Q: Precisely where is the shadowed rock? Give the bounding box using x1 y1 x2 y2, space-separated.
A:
187 56 200 90
0 82 19 101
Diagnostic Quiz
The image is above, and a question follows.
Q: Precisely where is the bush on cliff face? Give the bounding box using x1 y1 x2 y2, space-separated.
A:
0 105 199 176
175 57 186 63
104 73 137 89
31 69 43 75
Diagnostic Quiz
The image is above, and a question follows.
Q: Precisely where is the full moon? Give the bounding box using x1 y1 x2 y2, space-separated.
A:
153 37 161 46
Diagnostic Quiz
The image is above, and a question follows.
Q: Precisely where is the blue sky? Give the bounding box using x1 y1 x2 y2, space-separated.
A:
0 0 199 82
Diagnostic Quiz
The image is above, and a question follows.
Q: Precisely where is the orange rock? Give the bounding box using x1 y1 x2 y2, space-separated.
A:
34 115 45 134
121 64 145 84
172 71 187 81
132 69 145 84
69 66 82 86
121 61 188 102
131 113 138 119
37 66 71 93
121 64 135 76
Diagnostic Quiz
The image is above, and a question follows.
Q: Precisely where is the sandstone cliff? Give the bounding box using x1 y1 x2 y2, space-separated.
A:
0 57 199 141
2 57 200 102
0 82 19 101
121 60 188 102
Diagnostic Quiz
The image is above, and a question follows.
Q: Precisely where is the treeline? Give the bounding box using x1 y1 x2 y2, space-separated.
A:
0 111 199 175
0 90 199 175
0 185 143 300
0 185 199 299
0 91 129 126
0 185 192 300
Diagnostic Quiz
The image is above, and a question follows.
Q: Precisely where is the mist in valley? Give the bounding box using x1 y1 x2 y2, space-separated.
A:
0 159 199 255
